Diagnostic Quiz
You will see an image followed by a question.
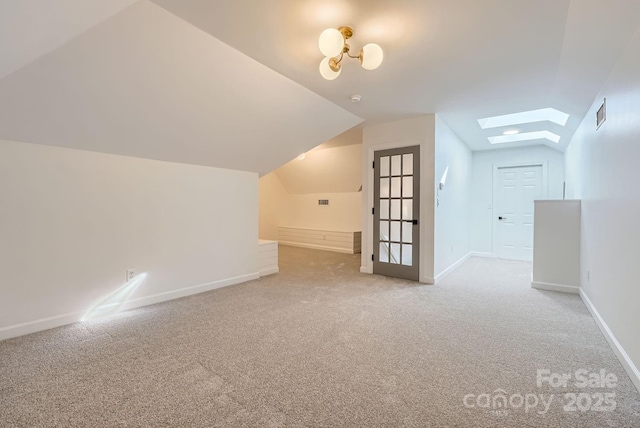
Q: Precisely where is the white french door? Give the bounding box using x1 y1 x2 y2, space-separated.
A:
494 165 544 261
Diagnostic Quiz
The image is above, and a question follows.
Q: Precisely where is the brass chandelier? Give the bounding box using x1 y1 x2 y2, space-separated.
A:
318 26 383 80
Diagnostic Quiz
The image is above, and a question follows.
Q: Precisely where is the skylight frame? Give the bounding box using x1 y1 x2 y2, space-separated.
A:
478 108 570 129
488 131 561 145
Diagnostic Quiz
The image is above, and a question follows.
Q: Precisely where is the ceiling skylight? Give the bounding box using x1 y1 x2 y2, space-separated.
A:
478 108 570 129
488 131 561 145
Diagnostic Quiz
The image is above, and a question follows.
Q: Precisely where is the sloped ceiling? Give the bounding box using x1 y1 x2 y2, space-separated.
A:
0 0 138 80
312 126 362 151
1 0 639 164
0 1 362 175
151 0 640 152
276 144 362 194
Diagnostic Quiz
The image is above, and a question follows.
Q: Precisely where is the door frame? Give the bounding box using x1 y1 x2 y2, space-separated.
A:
491 161 548 258
372 146 421 281
361 139 432 283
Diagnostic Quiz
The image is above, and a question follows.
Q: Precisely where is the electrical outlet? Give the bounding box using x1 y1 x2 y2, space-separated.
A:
127 269 136 283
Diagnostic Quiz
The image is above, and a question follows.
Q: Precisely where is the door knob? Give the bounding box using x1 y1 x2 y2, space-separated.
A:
403 219 418 225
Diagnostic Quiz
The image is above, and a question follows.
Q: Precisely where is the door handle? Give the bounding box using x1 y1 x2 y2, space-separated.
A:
498 216 506 220
403 219 419 225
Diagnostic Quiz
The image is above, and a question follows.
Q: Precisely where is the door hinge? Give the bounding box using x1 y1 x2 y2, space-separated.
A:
372 161 375 169
371 254 374 261
372 207 375 215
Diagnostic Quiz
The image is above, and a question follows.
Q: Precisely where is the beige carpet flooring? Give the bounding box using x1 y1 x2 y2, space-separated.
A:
1 246 639 427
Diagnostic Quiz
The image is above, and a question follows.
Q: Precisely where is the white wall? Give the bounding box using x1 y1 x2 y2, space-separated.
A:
258 172 290 240
287 193 361 231
0 139 258 339
531 200 581 292
564 25 640 387
362 115 436 283
470 146 565 255
434 116 472 278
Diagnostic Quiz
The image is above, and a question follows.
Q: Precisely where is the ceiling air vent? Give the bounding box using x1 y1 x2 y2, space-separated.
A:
596 98 606 130
318 199 329 206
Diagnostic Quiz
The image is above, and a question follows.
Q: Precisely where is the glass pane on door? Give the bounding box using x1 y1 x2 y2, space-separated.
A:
402 222 413 244
403 154 413 175
390 221 401 242
380 221 389 241
402 200 413 220
390 243 401 264
380 199 389 220
379 243 389 262
390 200 401 220
391 155 402 176
402 245 412 266
380 156 390 177
402 177 413 197
391 177 401 198
380 178 390 198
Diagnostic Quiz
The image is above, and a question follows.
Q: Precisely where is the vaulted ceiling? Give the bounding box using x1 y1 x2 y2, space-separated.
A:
1 0 639 173
153 0 640 152
0 1 362 175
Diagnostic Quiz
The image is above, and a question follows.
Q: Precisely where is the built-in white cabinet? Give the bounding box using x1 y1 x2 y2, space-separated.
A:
532 200 581 294
278 226 362 254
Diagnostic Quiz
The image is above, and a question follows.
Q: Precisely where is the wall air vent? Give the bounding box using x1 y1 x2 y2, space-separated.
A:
596 98 606 130
318 199 329 206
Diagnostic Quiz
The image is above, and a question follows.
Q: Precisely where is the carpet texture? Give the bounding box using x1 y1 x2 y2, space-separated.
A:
1 246 639 427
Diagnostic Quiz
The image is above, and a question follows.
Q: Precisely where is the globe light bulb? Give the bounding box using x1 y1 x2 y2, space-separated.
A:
318 28 344 57
360 43 384 70
319 57 341 80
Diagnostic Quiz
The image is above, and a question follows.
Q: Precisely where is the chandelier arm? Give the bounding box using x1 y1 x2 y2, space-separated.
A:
345 51 360 59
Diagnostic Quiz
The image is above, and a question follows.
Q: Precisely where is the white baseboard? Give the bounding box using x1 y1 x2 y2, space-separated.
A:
259 267 279 277
531 280 580 294
435 252 472 283
279 241 356 254
119 273 260 312
0 272 259 342
0 311 81 342
470 252 495 258
579 290 640 393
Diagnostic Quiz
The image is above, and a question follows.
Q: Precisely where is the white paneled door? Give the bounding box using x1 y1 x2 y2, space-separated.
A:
494 165 544 261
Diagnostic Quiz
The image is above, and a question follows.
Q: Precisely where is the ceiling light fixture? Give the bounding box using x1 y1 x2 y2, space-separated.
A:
318 26 383 80
503 129 520 135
